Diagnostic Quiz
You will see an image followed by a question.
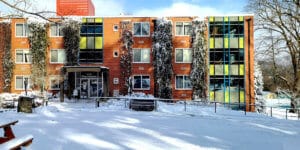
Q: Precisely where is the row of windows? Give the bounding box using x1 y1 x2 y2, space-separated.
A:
15 48 194 64
15 21 193 37
15 75 192 90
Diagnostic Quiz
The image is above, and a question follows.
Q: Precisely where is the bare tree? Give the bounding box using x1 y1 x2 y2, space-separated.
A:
247 0 300 112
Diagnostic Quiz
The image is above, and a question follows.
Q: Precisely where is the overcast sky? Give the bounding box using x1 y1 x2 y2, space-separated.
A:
0 0 250 18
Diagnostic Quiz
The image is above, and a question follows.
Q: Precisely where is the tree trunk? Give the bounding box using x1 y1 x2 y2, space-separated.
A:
291 69 300 112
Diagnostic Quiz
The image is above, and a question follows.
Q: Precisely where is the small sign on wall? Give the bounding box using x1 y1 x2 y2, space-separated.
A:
113 78 119 84
113 90 119 97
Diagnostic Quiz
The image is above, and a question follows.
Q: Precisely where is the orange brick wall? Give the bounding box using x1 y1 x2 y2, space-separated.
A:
56 0 95 16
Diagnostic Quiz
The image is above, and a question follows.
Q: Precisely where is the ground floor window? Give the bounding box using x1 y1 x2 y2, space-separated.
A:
15 76 30 90
176 75 192 89
49 76 61 90
133 75 150 90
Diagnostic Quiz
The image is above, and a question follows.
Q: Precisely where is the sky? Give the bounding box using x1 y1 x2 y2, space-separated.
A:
0 0 250 18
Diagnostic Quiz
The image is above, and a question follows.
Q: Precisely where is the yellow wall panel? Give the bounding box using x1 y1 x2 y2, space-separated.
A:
210 38 214 48
95 18 103 23
224 16 229 22
210 65 215 75
82 18 87 23
239 37 244 48
210 91 214 101
224 37 229 48
209 17 214 22
225 91 229 103
224 64 229 75
95 37 103 49
239 64 244 75
240 91 245 103
80 37 87 49
239 16 244 22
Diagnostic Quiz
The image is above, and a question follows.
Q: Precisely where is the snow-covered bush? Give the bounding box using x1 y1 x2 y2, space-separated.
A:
152 18 173 99
254 61 266 113
190 19 208 101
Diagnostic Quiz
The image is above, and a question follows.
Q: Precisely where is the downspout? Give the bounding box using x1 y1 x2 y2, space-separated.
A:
246 18 252 111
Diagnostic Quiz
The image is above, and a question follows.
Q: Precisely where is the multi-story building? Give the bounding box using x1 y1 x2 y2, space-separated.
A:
0 15 255 111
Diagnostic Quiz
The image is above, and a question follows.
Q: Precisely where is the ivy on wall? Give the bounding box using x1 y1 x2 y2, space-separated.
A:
28 22 48 91
120 23 134 95
152 18 173 99
190 20 208 100
61 20 81 66
0 22 14 92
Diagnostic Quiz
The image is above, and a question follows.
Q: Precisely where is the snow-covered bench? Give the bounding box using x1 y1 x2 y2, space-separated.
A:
0 135 33 150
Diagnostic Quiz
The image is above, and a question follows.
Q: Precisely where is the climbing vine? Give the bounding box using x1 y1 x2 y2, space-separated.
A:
152 18 173 99
61 20 81 66
120 22 134 95
28 22 48 91
190 20 208 100
0 22 14 92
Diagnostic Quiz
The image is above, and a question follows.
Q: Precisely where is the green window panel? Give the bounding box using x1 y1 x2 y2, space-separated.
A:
215 65 223 75
95 18 103 23
231 65 239 75
95 37 103 49
229 16 239 22
224 64 229 75
225 91 229 103
224 16 229 22
210 65 215 75
224 37 229 48
215 17 223 22
215 91 224 103
80 37 87 49
230 38 239 48
210 91 214 101
240 91 245 103
215 38 223 48
82 18 87 23
239 16 244 22
209 17 214 22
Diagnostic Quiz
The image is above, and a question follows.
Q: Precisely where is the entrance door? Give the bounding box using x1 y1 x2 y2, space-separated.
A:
90 79 98 97
80 79 88 98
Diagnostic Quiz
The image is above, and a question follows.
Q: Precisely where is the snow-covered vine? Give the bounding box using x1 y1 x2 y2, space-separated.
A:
254 61 265 113
190 20 208 101
0 23 14 92
120 23 134 95
28 22 48 91
152 18 173 99
61 20 81 66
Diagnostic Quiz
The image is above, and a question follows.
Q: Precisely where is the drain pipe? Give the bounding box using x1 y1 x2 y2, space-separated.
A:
246 18 252 111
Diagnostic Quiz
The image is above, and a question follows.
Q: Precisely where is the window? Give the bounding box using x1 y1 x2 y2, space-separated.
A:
15 76 30 90
49 76 60 90
133 49 150 63
50 24 63 37
176 75 192 89
16 50 32 63
175 48 192 63
133 76 150 90
133 22 150 36
16 23 29 37
81 25 103 36
176 22 191 36
50 49 66 63
113 24 119 31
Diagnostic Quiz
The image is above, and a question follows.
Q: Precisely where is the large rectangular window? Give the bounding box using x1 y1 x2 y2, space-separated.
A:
50 49 66 63
16 50 32 63
15 76 30 90
133 22 150 36
50 24 63 37
16 23 29 37
176 75 192 89
175 48 192 63
133 49 150 63
176 22 191 36
133 75 150 90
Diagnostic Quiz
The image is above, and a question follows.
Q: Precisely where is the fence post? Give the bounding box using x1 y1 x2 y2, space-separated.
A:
298 109 300 120
244 103 246 115
214 102 217 113
184 101 186 112
154 100 157 111
286 109 288 120
270 107 272 117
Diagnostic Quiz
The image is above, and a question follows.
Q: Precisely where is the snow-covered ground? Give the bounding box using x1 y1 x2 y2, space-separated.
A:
1 97 300 150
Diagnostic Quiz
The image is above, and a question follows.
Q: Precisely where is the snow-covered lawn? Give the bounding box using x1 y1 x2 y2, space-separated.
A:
1 99 300 150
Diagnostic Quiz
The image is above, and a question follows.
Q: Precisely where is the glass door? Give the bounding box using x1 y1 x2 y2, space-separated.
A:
90 79 98 98
80 79 88 98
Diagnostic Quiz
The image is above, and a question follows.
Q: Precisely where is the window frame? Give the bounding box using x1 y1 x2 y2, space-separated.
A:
15 76 31 90
133 22 150 37
132 48 151 63
175 48 192 63
50 23 63 37
175 75 192 90
175 21 192 36
133 75 151 90
50 49 66 64
15 23 29 37
15 49 32 64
